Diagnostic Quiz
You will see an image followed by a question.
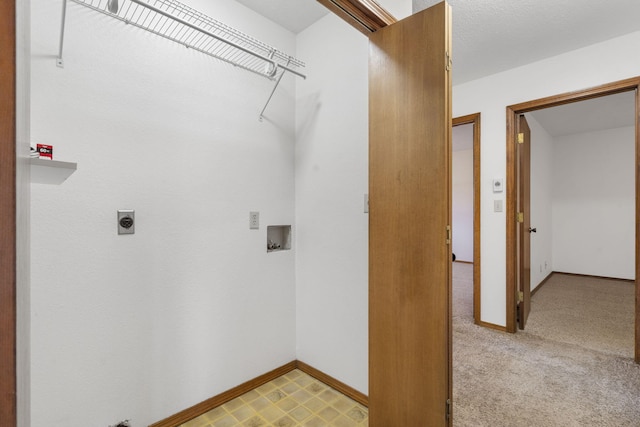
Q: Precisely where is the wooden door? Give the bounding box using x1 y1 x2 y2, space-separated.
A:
517 115 531 329
369 2 452 426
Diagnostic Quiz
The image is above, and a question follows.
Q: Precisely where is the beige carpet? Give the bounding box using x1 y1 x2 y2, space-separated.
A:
526 273 635 358
452 263 640 427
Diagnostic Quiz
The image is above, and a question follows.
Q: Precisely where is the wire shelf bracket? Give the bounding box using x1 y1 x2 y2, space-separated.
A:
56 0 306 119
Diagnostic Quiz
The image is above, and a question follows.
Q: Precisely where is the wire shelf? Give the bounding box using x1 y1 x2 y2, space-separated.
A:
64 0 306 80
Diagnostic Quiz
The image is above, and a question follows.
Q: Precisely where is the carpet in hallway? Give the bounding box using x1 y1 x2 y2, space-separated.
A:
452 263 640 426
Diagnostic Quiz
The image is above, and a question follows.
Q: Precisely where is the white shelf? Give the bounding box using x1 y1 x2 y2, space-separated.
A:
30 158 77 184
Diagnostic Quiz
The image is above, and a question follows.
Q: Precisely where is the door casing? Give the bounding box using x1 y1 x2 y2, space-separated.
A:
505 77 640 363
0 0 17 424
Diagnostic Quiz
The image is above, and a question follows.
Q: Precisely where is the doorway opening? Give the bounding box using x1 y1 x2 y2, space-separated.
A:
453 113 481 325
505 77 640 363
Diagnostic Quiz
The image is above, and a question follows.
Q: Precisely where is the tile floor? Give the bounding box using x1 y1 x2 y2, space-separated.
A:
180 369 368 427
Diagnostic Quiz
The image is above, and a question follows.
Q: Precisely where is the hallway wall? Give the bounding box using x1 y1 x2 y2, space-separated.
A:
452 147 474 263
30 1 296 425
454 30 640 326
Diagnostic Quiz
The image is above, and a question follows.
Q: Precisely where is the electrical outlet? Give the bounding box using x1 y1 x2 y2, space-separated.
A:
249 211 259 230
117 210 135 235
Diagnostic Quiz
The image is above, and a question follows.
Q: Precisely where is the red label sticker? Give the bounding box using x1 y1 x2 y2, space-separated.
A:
37 144 53 159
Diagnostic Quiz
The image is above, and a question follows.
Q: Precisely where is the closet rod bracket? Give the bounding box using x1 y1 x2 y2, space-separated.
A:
259 58 305 121
56 0 68 68
259 70 286 122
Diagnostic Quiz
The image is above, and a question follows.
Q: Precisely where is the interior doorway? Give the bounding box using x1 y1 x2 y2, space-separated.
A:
505 77 640 363
452 114 481 324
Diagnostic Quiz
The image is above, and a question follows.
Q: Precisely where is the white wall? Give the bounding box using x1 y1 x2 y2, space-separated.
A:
30 1 296 425
454 30 640 326
552 126 635 279
295 13 369 394
452 148 473 262
16 0 31 425
528 117 634 286
527 114 554 289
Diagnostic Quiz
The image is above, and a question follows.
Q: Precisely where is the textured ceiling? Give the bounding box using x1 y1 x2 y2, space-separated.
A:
236 0 639 136
414 0 640 85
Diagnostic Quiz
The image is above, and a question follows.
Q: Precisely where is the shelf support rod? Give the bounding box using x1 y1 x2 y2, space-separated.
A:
259 68 288 122
57 0 68 67
129 0 307 80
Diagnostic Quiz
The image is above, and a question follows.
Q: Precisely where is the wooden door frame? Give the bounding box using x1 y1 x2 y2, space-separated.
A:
453 113 482 325
505 77 640 363
316 0 397 35
0 0 17 423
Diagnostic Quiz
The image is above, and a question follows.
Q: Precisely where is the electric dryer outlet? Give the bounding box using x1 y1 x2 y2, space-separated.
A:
118 210 135 235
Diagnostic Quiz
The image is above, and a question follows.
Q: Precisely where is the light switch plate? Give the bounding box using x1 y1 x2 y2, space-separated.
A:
494 200 503 212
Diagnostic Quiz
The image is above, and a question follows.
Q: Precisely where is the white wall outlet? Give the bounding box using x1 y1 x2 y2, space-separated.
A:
249 211 259 230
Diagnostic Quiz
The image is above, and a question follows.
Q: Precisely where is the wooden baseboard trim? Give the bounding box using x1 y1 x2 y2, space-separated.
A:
531 272 554 297
148 360 369 426
553 271 635 283
296 360 368 407
453 260 473 264
475 320 508 332
148 361 297 427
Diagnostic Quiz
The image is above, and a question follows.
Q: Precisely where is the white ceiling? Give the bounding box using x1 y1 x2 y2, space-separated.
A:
413 0 640 85
235 0 639 136
234 0 328 34
528 91 636 137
